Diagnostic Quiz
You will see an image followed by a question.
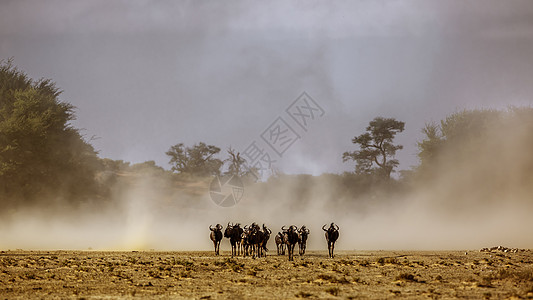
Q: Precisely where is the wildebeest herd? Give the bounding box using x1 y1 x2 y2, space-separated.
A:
209 222 339 260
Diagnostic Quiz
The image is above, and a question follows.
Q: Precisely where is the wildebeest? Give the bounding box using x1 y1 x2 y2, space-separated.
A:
298 225 310 256
224 222 241 258
282 225 299 261
322 223 339 258
275 232 285 255
241 225 251 257
233 223 244 255
209 224 223 255
261 224 272 257
248 223 265 259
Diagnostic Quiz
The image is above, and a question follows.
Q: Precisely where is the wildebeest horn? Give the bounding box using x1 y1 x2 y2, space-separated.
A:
244 225 248 229
267 228 272 234
209 225 214 230
217 224 222 230
281 225 287 231
322 224 327 231
334 224 339 230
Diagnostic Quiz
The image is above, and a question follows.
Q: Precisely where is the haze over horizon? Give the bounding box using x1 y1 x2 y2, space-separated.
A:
2 1 533 176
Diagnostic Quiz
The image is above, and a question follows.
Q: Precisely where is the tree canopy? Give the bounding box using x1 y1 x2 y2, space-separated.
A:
0 59 102 205
166 142 223 176
343 117 405 179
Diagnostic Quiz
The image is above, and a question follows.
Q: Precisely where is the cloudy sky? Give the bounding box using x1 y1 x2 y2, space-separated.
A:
2 0 533 175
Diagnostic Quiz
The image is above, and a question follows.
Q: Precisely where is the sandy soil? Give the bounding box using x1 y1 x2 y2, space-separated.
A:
1 249 532 299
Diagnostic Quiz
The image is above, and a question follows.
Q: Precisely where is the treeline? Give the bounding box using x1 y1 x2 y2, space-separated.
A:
1 60 532 210
413 107 533 206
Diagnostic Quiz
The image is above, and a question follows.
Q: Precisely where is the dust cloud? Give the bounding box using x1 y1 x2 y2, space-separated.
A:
1 109 533 251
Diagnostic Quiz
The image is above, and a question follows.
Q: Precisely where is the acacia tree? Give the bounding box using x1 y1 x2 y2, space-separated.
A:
166 142 223 176
343 117 405 179
224 147 246 177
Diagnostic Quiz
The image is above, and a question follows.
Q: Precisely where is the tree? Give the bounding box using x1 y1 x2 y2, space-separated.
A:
166 142 223 176
343 117 405 179
0 59 102 204
417 122 443 169
224 147 247 177
417 109 500 173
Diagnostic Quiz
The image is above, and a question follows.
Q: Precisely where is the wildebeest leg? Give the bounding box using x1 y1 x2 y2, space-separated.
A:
288 245 292 261
291 244 295 261
331 243 335 258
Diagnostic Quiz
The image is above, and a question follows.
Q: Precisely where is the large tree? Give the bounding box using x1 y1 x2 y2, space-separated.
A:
0 59 101 204
166 142 223 176
343 117 405 179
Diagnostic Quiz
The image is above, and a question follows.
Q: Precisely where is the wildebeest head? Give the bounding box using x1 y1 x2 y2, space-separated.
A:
233 223 243 236
322 223 339 232
285 225 299 244
262 224 272 235
224 222 233 238
299 225 310 234
210 224 223 231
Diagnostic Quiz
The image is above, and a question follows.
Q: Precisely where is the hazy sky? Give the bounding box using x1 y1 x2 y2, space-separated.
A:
2 0 533 175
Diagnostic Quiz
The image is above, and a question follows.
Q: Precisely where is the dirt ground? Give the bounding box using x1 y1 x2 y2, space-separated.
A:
1 249 532 299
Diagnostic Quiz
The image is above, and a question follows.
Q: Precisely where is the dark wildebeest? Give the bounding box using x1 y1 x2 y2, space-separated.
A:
224 222 241 258
209 224 223 255
233 223 244 255
282 225 299 261
322 223 339 258
248 223 264 259
261 224 272 257
275 232 285 255
298 225 310 256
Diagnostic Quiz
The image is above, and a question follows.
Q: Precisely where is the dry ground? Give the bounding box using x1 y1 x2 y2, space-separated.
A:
1 249 533 299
